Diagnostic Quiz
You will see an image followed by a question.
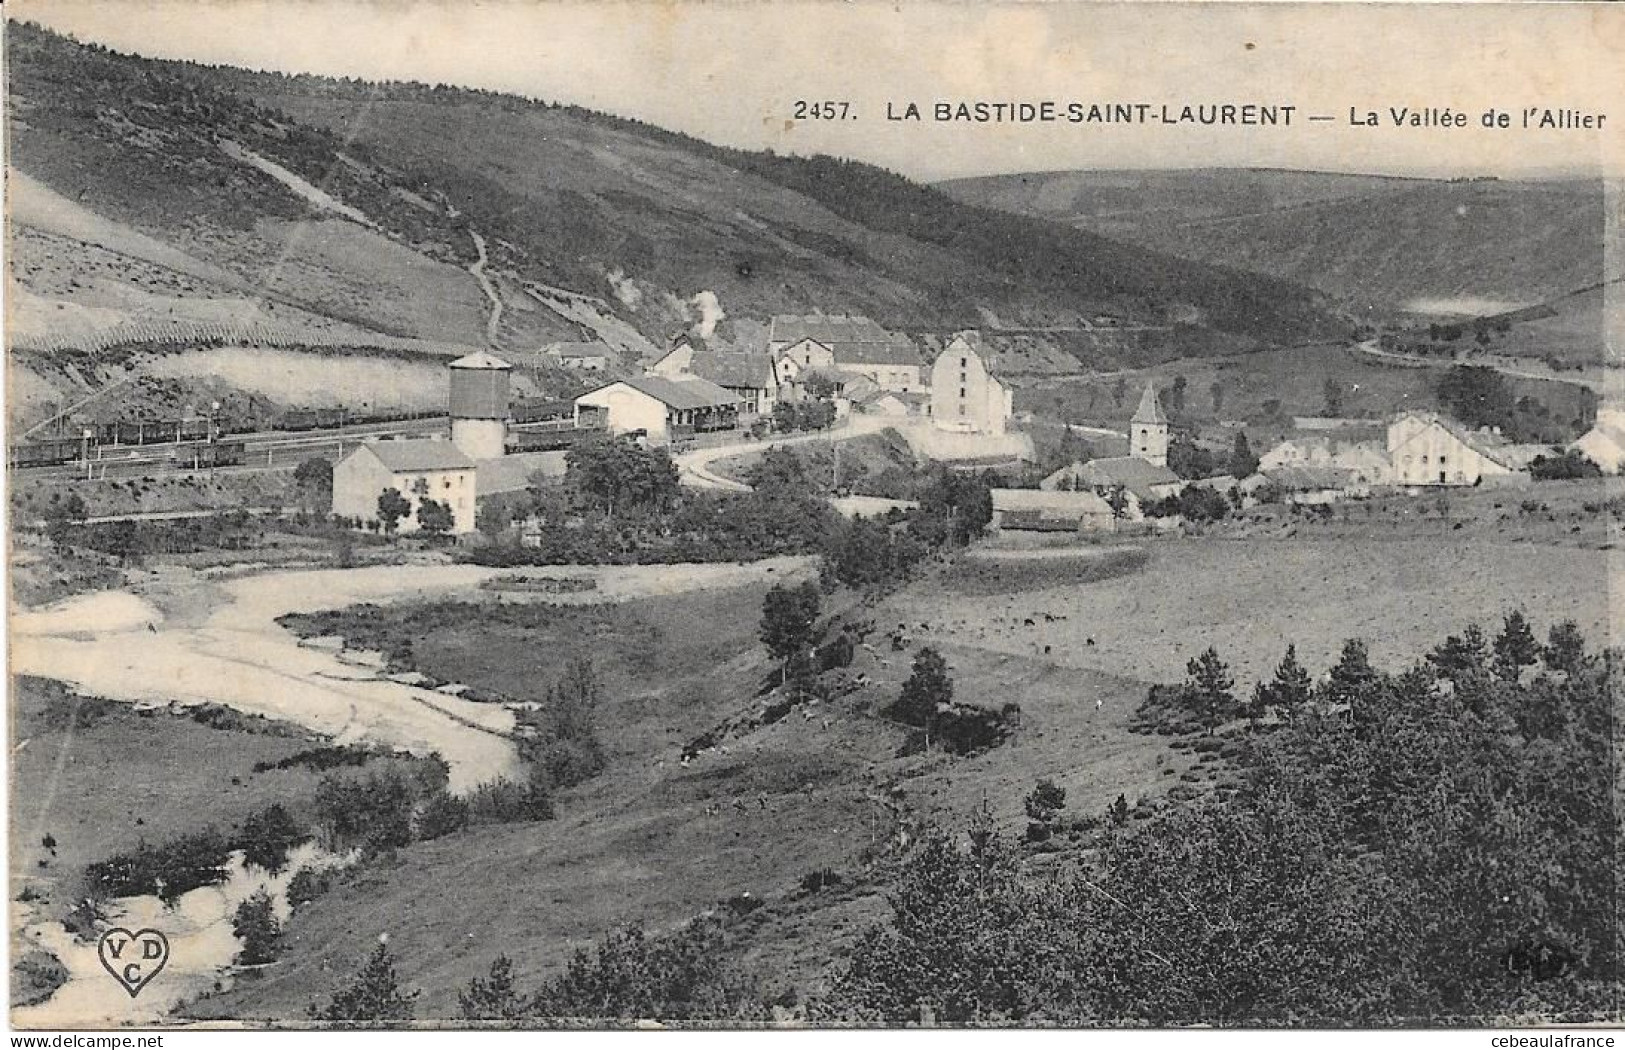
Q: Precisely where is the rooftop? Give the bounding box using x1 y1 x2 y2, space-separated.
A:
1075 456 1181 490
359 438 475 472
610 374 743 410
1131 381 1167 426
992 487 1114 516
449 351 512 371
688 350 775 389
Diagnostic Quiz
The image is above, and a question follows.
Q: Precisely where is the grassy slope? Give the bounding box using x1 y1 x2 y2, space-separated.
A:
941 169 1609 313
890 530 1614 691
944 168 1420 230
7 22 1340 357
9 678 327 914
1018 343 1597 437
191 576 1174 1019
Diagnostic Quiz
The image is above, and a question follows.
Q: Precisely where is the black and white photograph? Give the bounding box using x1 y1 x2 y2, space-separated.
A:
4 0 1621 1034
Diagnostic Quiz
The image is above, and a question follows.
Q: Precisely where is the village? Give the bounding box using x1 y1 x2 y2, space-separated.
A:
304 311 1615 544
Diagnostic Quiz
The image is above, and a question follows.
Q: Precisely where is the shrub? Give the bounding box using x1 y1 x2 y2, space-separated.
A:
465 773 554 824
238 804 310 873
232 889 281 965
287 865 337 909
528 917 766 1022
416 790 470 841
800 868 844 893
458 955 531 1021
309 942 419 1025
314 769 419 854
85 829 232 904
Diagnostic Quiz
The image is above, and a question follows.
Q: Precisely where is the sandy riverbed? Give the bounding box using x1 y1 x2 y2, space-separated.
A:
10 557 816 793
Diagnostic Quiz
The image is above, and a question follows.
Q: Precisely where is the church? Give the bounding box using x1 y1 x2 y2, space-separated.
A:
1129 380 1169 467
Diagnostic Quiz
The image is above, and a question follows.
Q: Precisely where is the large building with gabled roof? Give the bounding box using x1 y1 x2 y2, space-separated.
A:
332 437 477 534
768 314 924 392
574 374 742 445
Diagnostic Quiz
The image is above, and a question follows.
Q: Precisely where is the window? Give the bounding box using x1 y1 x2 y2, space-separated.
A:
958 403 966 416
959 356 968 367
959 387 966 399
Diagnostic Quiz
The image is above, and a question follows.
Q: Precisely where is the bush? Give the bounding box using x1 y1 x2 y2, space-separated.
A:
252 745 378 774
238 804 310 873
415 790 469 841
1530 449 1602 481
465 773 554 824
232 889 281 965
800 868 844 893
309 942 419 1025
314 769 419 854
528 917 766 1022
85 829 232 904
287 865 337 909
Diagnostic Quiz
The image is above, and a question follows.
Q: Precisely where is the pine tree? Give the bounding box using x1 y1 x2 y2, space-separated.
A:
458 955 531 1021
1254 644 1312 720
1542 620 1589 677
1323 639 1378 706
894 647 954 728
1492 611 1541 682
1227 432 1260 479
1184 647 1236 734
232 889 280 966
1426 624 1488 685
309 941 419 1024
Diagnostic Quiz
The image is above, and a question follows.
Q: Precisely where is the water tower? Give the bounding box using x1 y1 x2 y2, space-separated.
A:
447 351 512 460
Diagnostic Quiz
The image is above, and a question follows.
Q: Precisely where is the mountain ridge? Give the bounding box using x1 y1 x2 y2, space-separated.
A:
7 20 1343 363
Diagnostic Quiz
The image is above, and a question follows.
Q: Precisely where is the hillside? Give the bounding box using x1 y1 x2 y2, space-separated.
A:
6 20 1341 414
940 168 1612 318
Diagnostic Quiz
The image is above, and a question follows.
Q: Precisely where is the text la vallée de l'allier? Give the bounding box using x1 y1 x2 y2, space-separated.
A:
869 100 1605 130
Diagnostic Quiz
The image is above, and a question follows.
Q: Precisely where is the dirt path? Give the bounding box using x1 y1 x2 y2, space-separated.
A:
467 229 503 347
1351 339 1606 392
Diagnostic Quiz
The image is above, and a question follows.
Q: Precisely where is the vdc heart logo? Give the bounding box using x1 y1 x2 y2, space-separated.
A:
98 927 170 998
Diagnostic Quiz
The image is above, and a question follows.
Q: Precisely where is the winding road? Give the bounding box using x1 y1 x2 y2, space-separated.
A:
671 415 889 491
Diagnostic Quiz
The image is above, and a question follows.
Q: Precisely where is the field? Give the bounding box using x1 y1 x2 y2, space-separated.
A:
1018 342 1598 438
891 533 1615 689
178 500 1617 1019
8 677 333 916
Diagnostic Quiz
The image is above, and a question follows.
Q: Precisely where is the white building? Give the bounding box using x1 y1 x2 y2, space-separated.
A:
1386 411 1524 486
1259 435 1392 485
1572 408 1625 473
333 438 477 534
768 315 924 392
930 334 1011 435
574 375 742 445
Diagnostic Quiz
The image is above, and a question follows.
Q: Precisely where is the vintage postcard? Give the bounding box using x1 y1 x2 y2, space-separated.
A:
5 0 1622 1035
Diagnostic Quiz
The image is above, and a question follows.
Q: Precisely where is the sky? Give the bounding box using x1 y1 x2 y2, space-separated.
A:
9 1 1623 181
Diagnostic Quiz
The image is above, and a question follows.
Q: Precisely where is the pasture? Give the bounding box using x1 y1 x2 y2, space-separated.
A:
891 535 1615 690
